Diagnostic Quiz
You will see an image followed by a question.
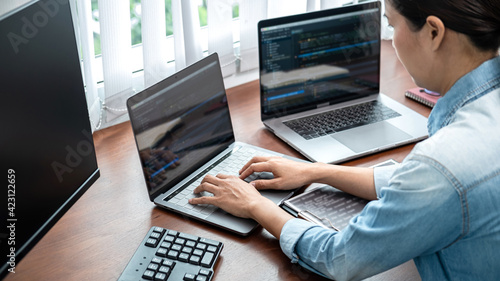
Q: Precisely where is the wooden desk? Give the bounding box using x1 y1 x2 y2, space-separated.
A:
5 41 428 281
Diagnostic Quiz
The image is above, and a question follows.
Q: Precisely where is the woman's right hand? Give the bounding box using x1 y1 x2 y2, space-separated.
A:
238 156 313 190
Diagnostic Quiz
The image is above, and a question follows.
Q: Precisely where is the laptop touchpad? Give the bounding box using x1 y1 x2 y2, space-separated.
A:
332 122 412 153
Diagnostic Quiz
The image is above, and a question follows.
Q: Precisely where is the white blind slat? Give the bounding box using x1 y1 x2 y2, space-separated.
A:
320 0 343 9
268 0 307 18
208 0 236 77
171 0 186 70
98 0 133 122
239 0 267 72
307 0 318 12
71 0 100 130
180 0 203 67
141 0 172 88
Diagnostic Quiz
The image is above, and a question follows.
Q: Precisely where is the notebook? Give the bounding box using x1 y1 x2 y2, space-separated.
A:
405 87 441 108
127 53 301 236
258 1 428 164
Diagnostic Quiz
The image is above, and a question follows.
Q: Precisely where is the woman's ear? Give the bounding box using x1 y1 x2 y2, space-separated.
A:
425 16 446 51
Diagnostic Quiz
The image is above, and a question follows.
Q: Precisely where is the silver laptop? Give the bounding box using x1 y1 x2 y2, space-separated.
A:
258 1 427 164
127 53 300 236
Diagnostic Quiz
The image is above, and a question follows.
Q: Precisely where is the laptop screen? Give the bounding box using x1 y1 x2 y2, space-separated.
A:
259 2 381 119
127 54 234 198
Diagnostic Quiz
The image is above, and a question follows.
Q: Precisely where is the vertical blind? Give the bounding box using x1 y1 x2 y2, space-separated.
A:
67 0 390 131
141 0 170 88
207 0 236 77
72 0 101 128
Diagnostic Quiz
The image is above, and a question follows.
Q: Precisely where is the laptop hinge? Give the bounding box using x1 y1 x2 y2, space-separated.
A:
317 102 330 109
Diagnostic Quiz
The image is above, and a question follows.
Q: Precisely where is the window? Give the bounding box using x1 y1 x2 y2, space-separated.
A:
90 0 239 58
80 0 385 130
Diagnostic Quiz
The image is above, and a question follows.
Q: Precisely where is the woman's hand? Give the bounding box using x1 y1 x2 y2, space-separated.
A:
189 174 267 219
239 156 313 190
189 173 294 238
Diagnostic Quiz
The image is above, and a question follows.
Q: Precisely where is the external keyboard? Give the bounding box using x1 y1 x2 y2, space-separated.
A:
284 101 401 140
118 226 223 281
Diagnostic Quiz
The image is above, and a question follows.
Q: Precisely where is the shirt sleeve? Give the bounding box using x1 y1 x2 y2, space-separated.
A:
280 218 331 278
279 157 463 281
373 165 398 198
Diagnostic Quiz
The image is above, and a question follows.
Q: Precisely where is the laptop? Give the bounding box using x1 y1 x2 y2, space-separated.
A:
257 1 428 164
127 53 300 236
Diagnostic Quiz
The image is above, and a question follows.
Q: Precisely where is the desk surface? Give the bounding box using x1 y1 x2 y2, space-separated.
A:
6 41 429 281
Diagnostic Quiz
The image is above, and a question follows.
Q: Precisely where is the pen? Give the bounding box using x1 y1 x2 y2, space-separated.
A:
298 210 340 231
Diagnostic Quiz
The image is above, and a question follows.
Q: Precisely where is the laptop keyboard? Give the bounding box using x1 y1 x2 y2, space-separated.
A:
118 226 223 281
165 147 274 219
284 101 401 140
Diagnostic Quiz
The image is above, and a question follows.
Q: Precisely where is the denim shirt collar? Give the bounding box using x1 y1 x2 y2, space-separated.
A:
427 56 500 136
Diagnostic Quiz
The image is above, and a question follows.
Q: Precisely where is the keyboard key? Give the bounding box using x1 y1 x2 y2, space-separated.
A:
198 268 211 276
150 231 162 239
178 232 199 242
162 260 175 268
207 245 217 253
153 226 165 234
199 238 220 248
182 247 193 255
171 244 183 251
179 253 190 262
167 250 179 259
189 255 201 265
201 252 215 267
147 263 159 271
193 249 204 257
196 243 207 251
142 270 155 280
158 266 171 275
154 272 168 281
184 273 196 281
196 275 208 281
164 235 175 243
175 238 186 245
160 241 172 249
167 230 178 236
146 238 159 248
156 248 168 257
151 257 162 264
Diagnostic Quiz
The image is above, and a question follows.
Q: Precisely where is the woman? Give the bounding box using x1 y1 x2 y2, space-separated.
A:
190 0 500 280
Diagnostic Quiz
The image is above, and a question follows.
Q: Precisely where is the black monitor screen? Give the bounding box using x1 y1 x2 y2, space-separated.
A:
0 0 99 278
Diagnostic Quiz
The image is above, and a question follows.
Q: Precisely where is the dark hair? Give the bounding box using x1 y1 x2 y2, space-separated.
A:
387 0 500 52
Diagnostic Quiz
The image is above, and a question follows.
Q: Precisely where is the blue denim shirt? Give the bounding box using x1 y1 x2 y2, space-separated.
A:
280 56 500 281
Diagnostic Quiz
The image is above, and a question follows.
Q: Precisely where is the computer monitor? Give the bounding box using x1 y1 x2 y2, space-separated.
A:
0 0 100 278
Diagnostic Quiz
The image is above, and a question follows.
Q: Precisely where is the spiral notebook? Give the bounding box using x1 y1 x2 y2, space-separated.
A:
405 87 441 108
